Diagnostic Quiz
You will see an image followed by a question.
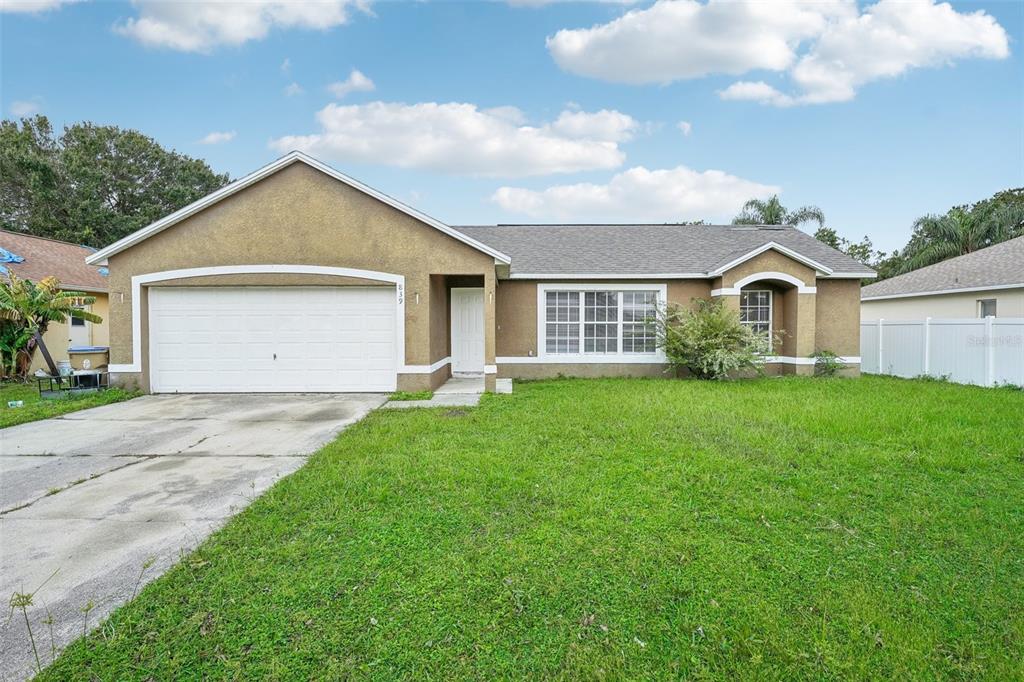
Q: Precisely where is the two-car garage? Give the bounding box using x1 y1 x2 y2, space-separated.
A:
148 286 398 393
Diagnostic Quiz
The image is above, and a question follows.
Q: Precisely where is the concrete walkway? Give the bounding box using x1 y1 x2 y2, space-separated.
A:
383 374 490 409
0 393 384 681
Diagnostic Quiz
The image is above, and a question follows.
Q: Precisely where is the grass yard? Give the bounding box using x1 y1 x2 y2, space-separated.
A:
41 376 1023 680
0 382 137 429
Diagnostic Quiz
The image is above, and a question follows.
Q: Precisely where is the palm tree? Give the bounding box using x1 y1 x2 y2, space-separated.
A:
0 273 102 378
732 195 825 228
901 204 1024 273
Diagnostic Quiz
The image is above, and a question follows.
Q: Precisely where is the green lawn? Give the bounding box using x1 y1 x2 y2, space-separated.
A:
41 376 1023 680
0 382 137 429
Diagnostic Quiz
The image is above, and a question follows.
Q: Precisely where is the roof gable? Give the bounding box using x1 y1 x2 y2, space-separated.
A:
86 152 511 266
707 241 833 276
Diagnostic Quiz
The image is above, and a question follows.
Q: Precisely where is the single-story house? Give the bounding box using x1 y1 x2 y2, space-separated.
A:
862 235 1024 320
84 152 875 394
0 229 110 373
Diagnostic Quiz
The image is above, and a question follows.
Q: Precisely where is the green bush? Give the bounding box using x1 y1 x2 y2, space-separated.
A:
812 349 844 377
658 299 772 380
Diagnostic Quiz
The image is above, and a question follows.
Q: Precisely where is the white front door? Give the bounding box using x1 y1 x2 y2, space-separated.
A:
450 287 484 374
148 286 398 393
69 308 90 347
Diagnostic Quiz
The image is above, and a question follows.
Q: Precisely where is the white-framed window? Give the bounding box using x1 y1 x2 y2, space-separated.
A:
739 290 772 351
70 305 87 327
978 299 997 318
539 284 664 359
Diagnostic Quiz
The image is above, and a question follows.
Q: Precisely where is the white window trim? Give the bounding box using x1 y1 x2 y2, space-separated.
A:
536 283 667 363
739 289 772 331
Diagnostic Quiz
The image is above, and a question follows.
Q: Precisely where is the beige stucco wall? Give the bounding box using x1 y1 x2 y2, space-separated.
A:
493 263 862 379
861 287 1024 320
717 251 817 289
104 162 496 392
30 292 109 373
815 279 861 356
494 279 713 360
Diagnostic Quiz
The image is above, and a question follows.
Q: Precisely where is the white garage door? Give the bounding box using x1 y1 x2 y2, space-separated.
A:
149 286 397 393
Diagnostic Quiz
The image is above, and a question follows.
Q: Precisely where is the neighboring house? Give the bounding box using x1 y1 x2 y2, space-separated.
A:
84 152 875 394
862 236 1024 320
0 230 110 373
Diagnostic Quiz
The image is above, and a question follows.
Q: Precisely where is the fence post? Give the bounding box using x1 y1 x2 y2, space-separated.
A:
923 317 931 376
877 318 884 374
985 315 995 387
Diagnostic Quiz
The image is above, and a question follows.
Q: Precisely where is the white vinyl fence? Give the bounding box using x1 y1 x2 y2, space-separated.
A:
861 318 1024 387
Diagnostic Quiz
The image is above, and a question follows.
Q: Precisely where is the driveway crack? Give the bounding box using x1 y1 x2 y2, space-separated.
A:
0 456 157 516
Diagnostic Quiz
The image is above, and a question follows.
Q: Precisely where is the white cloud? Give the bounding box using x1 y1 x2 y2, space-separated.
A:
9 99 42 117
548 0 1009 105
548 0 841 83
0 0 81 13
491 165 778 221
717 81 795 107
270 102 639 177
783 0 1010 105
547 109 638 142
284 82 304 97
113 0 367 53
327 69 375 99
677 120 692 136
509 0 636 6
280 57 291 73
199 130 236 144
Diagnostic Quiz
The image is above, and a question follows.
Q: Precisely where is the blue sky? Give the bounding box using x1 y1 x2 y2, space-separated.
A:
2 0 1021 253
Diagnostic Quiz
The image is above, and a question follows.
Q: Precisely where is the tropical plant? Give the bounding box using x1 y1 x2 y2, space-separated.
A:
732 195 825 228
0 322 35 380
898 204 1024 273
0 273 102 379
658 298 772 380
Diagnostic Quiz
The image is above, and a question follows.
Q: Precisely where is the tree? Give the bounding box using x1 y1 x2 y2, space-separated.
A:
898 203 1024 273
0 273 102 379
0 116 229 247
813 226 879 265
732 195 825 228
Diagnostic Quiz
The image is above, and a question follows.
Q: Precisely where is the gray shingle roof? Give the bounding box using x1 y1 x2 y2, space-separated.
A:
453 224 875 278
861 235 1024 299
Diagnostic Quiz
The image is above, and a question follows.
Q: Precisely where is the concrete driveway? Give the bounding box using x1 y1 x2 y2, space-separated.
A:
0 393 385 681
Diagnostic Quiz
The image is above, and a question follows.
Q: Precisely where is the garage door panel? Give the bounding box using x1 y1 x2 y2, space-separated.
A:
149 286 397 393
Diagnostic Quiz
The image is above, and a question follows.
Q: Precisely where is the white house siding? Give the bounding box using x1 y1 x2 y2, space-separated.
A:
861 287 1024 321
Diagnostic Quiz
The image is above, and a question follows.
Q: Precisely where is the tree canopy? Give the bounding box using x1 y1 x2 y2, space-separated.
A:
734 188 1023 281
0 116 229 248
732 195 825 228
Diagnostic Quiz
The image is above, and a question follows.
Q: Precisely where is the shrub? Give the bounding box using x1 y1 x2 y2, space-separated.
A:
658 299 772 380
812 349 844 377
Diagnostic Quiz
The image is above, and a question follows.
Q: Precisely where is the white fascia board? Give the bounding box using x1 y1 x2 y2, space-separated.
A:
509 272 707 280
862 283 1024 301
707 242 834 277
823 272 877 279
86 151 511 266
